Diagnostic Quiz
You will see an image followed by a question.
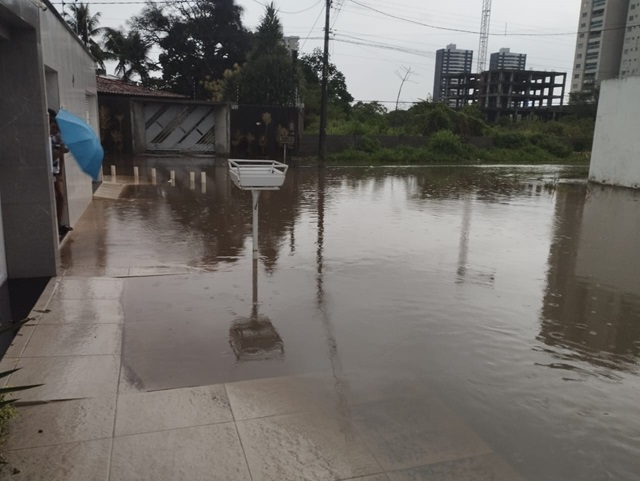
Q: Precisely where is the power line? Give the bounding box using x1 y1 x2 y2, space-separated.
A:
353 100 421 104
249 0 325 15
331 33 435 58
348 0 582 37
301 2 326 51
331 0 348 30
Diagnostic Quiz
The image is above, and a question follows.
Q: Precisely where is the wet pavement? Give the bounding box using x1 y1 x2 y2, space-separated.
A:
2 162 640 480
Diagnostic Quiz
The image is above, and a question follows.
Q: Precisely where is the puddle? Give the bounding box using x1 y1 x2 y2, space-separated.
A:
63 163 640 481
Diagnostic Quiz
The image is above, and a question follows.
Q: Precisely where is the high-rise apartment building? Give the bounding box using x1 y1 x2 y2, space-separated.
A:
620 1 640 77
489 48 527 70
571 0 631 91
433 44 473 101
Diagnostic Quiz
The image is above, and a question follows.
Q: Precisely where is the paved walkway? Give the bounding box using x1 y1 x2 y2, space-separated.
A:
0 195 526 480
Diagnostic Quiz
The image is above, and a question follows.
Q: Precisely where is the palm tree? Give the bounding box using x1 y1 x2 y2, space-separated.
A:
66 2 106 70
102 27 155 82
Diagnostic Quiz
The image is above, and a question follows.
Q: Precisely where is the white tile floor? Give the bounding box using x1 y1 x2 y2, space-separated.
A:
0 276 526 481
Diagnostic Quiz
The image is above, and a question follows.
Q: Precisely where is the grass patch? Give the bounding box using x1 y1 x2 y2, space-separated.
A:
0 399 16 463
327 140 591 166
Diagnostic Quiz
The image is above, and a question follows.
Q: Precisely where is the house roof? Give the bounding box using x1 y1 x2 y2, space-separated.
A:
96 77 188 99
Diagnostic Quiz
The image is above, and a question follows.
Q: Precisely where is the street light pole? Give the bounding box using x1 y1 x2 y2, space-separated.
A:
318 0 331 165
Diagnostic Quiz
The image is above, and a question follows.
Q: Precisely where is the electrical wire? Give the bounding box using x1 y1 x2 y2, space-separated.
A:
347 0 627 37
301 2 326 51
331 0 348 30
249 0 325 15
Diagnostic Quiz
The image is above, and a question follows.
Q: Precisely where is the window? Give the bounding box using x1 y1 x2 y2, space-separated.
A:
592 9 604 17
576 64 582 68
582 12 588 17
580 33 586 38
585 62 598 70
577 53 583 59
581 23 587 28
574 74 580 79
591 20 604 29
586 52 599 59
587 41 600 49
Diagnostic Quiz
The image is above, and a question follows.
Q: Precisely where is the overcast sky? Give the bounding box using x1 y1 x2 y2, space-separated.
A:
53 0 581 106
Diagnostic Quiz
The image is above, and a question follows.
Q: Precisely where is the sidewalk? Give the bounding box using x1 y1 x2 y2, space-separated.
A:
0 193 526 481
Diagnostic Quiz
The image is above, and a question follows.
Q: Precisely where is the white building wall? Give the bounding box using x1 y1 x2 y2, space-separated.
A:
590 77 640 188
40 10 98 227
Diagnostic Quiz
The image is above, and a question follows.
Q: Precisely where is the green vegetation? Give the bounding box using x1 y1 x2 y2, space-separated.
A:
0 321 43 463
0 396 16 463
323 101 595 165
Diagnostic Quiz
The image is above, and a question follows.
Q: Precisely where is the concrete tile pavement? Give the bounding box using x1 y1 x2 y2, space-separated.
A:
0 275 526 481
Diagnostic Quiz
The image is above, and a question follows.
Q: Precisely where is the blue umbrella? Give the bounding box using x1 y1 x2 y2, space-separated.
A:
55 109 103 180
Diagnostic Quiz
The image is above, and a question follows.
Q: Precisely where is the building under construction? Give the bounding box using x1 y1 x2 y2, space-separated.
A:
442 69 567 122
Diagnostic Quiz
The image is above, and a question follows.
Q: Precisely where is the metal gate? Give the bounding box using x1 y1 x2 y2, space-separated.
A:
144 103 216 152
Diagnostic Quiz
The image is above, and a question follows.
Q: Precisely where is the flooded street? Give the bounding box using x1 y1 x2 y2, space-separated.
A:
62 163 640 481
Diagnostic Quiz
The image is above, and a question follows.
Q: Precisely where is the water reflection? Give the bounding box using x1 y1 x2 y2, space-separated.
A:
539 184 640 374
316 168 351 420
229 259 284 361
70 163 318 273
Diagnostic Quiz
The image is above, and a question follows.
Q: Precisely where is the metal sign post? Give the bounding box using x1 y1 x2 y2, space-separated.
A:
252 190 260 260
228 159 289 361
228 159 289 262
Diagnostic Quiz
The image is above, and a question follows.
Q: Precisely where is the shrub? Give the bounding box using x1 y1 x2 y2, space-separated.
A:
358 135 382 153
422 105 454 135
535 136 573 158
493 131 529 149
429 130 465 156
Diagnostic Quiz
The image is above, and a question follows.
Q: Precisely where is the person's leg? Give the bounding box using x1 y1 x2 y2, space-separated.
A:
54 178 64 226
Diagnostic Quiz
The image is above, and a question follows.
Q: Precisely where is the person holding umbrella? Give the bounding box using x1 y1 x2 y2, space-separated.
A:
47 107 104 238
48 109 72 237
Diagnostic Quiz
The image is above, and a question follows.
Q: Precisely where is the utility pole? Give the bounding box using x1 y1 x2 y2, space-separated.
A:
318 0 331 165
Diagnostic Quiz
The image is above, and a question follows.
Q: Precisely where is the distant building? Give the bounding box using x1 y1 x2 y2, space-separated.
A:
433 44 473 101
489 48 526 70
441 69 567 122
284 36 300 53
620 1 640 78
571 0 631 92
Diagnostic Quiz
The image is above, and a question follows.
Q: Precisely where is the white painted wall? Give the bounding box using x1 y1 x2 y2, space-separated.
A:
40 9 98 226
590 77 640 189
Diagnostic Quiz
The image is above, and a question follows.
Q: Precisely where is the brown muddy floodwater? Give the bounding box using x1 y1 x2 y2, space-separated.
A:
62 163 640 481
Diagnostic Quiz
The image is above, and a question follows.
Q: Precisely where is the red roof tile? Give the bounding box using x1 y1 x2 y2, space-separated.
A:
97 77 188 99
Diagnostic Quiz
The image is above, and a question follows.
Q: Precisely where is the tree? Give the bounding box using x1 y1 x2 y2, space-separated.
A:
131 0 252 98
568 86 600 119
65 2 106 70
205 3 298 106
300 48 353 111
299 48 353 127
238 3 295 105
102 28 155 82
